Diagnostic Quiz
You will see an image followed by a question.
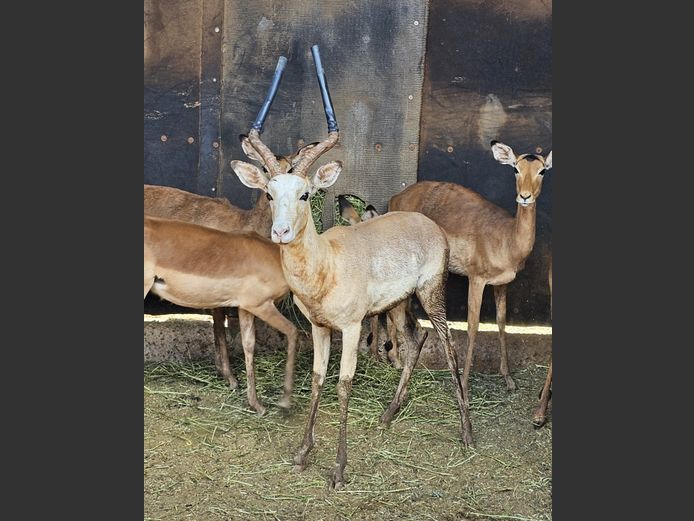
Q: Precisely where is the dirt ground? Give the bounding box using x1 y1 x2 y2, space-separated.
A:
144 335 552 521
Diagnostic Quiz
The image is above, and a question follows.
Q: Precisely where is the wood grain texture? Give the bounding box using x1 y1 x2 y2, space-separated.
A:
219 0 429 225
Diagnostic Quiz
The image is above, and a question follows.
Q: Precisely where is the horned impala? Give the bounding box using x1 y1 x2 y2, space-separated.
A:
389 141 552 391
145 133 318 392
232 47 472 490
336 196 389 362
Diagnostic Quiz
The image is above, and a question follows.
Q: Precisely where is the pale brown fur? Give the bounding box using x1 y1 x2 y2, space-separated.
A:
144 140 314 391
144 215 298 414
144 184 273 237
233 129 473 490
388 143 552 391
338 197 408 367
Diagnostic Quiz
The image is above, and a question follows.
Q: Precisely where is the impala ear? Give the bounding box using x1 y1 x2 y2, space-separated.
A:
544 151 552 170
361 205 379 221
231 160 270 191
491 140 517 166
239 134 264 163
310 161 342 193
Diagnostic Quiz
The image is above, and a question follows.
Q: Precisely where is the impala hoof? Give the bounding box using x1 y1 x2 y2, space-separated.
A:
329 469 345 490
532 411 548 428
504 375 516 391
462 422 474 448
251 403 267 416
277 396 292 410
227 377 239 391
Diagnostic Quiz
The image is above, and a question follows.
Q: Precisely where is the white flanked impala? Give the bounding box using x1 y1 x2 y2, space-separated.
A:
232 47 473 489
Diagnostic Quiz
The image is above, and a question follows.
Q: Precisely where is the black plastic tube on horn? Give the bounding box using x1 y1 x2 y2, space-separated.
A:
311 45 338 132
251 56 288 133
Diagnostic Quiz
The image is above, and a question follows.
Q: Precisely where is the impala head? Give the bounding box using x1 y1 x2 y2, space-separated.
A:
491 141 552 206
231 45 341 244
338 195 380 225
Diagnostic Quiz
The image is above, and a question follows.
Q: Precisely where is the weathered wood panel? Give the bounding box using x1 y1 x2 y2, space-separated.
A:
418 0 552 324
219 0 429 226
143 0 203 193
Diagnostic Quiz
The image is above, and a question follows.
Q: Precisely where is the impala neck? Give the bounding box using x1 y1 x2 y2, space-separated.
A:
279 211 331 296
512 202 537 261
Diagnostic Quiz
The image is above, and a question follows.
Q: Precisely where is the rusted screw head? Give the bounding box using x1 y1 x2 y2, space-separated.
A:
447 145 454 153
187 137 195 144
375 143 382 152
212 141 219 149
408 143 416 151
535 146 543 154
160 135 168 142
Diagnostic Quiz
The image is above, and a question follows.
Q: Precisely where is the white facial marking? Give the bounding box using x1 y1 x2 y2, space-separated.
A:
267 174 310 244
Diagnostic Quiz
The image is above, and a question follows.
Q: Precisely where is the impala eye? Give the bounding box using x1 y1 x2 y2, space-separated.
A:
299 192 309 201
538 169 546 176
266 193 273 201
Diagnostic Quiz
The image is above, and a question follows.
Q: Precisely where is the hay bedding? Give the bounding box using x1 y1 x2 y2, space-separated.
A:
144 346 552 521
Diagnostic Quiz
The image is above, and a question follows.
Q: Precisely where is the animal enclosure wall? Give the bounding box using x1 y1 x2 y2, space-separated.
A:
144 0 552 324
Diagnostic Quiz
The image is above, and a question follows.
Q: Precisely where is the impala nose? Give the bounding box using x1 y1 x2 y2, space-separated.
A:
272 225 290 242
520 192 532 201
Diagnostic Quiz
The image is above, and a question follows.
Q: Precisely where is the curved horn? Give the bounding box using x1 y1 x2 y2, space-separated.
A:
247 56 287 175
293 45 340 176
312 45 338 133
251 56 287 133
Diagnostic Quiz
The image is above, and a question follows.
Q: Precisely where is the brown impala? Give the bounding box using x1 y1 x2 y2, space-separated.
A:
389 141 552 391
145 134 318 394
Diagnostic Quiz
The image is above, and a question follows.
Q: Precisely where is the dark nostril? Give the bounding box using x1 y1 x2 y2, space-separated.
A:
521 193 531 200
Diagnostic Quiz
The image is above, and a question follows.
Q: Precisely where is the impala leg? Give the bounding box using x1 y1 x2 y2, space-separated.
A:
418 277 473 447
247 300 299 409
533 264 552 426
532 358 553 427
463 278 486 387
380 301 427 426
144 254 155 298
293 323 331 472
212 308 238 390
367 315 379 359
385 312 402 369
330 323 361 490
494 284 516 391
238 308 264 415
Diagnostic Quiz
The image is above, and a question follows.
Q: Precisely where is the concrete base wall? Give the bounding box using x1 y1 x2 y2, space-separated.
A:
144 314 551 373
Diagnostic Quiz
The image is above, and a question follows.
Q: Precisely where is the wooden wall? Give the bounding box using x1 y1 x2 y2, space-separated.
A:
143 0 553 324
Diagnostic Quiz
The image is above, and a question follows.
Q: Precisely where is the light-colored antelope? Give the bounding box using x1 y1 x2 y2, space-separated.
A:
143 216 299 415
336 196 388 362
144 136 317 392
389 141 552 391
532 259 552 427
232 47 471 489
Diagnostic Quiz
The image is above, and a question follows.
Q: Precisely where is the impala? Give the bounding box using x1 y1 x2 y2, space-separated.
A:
389 141 552 391
232 47 472 489
144 134 316 392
